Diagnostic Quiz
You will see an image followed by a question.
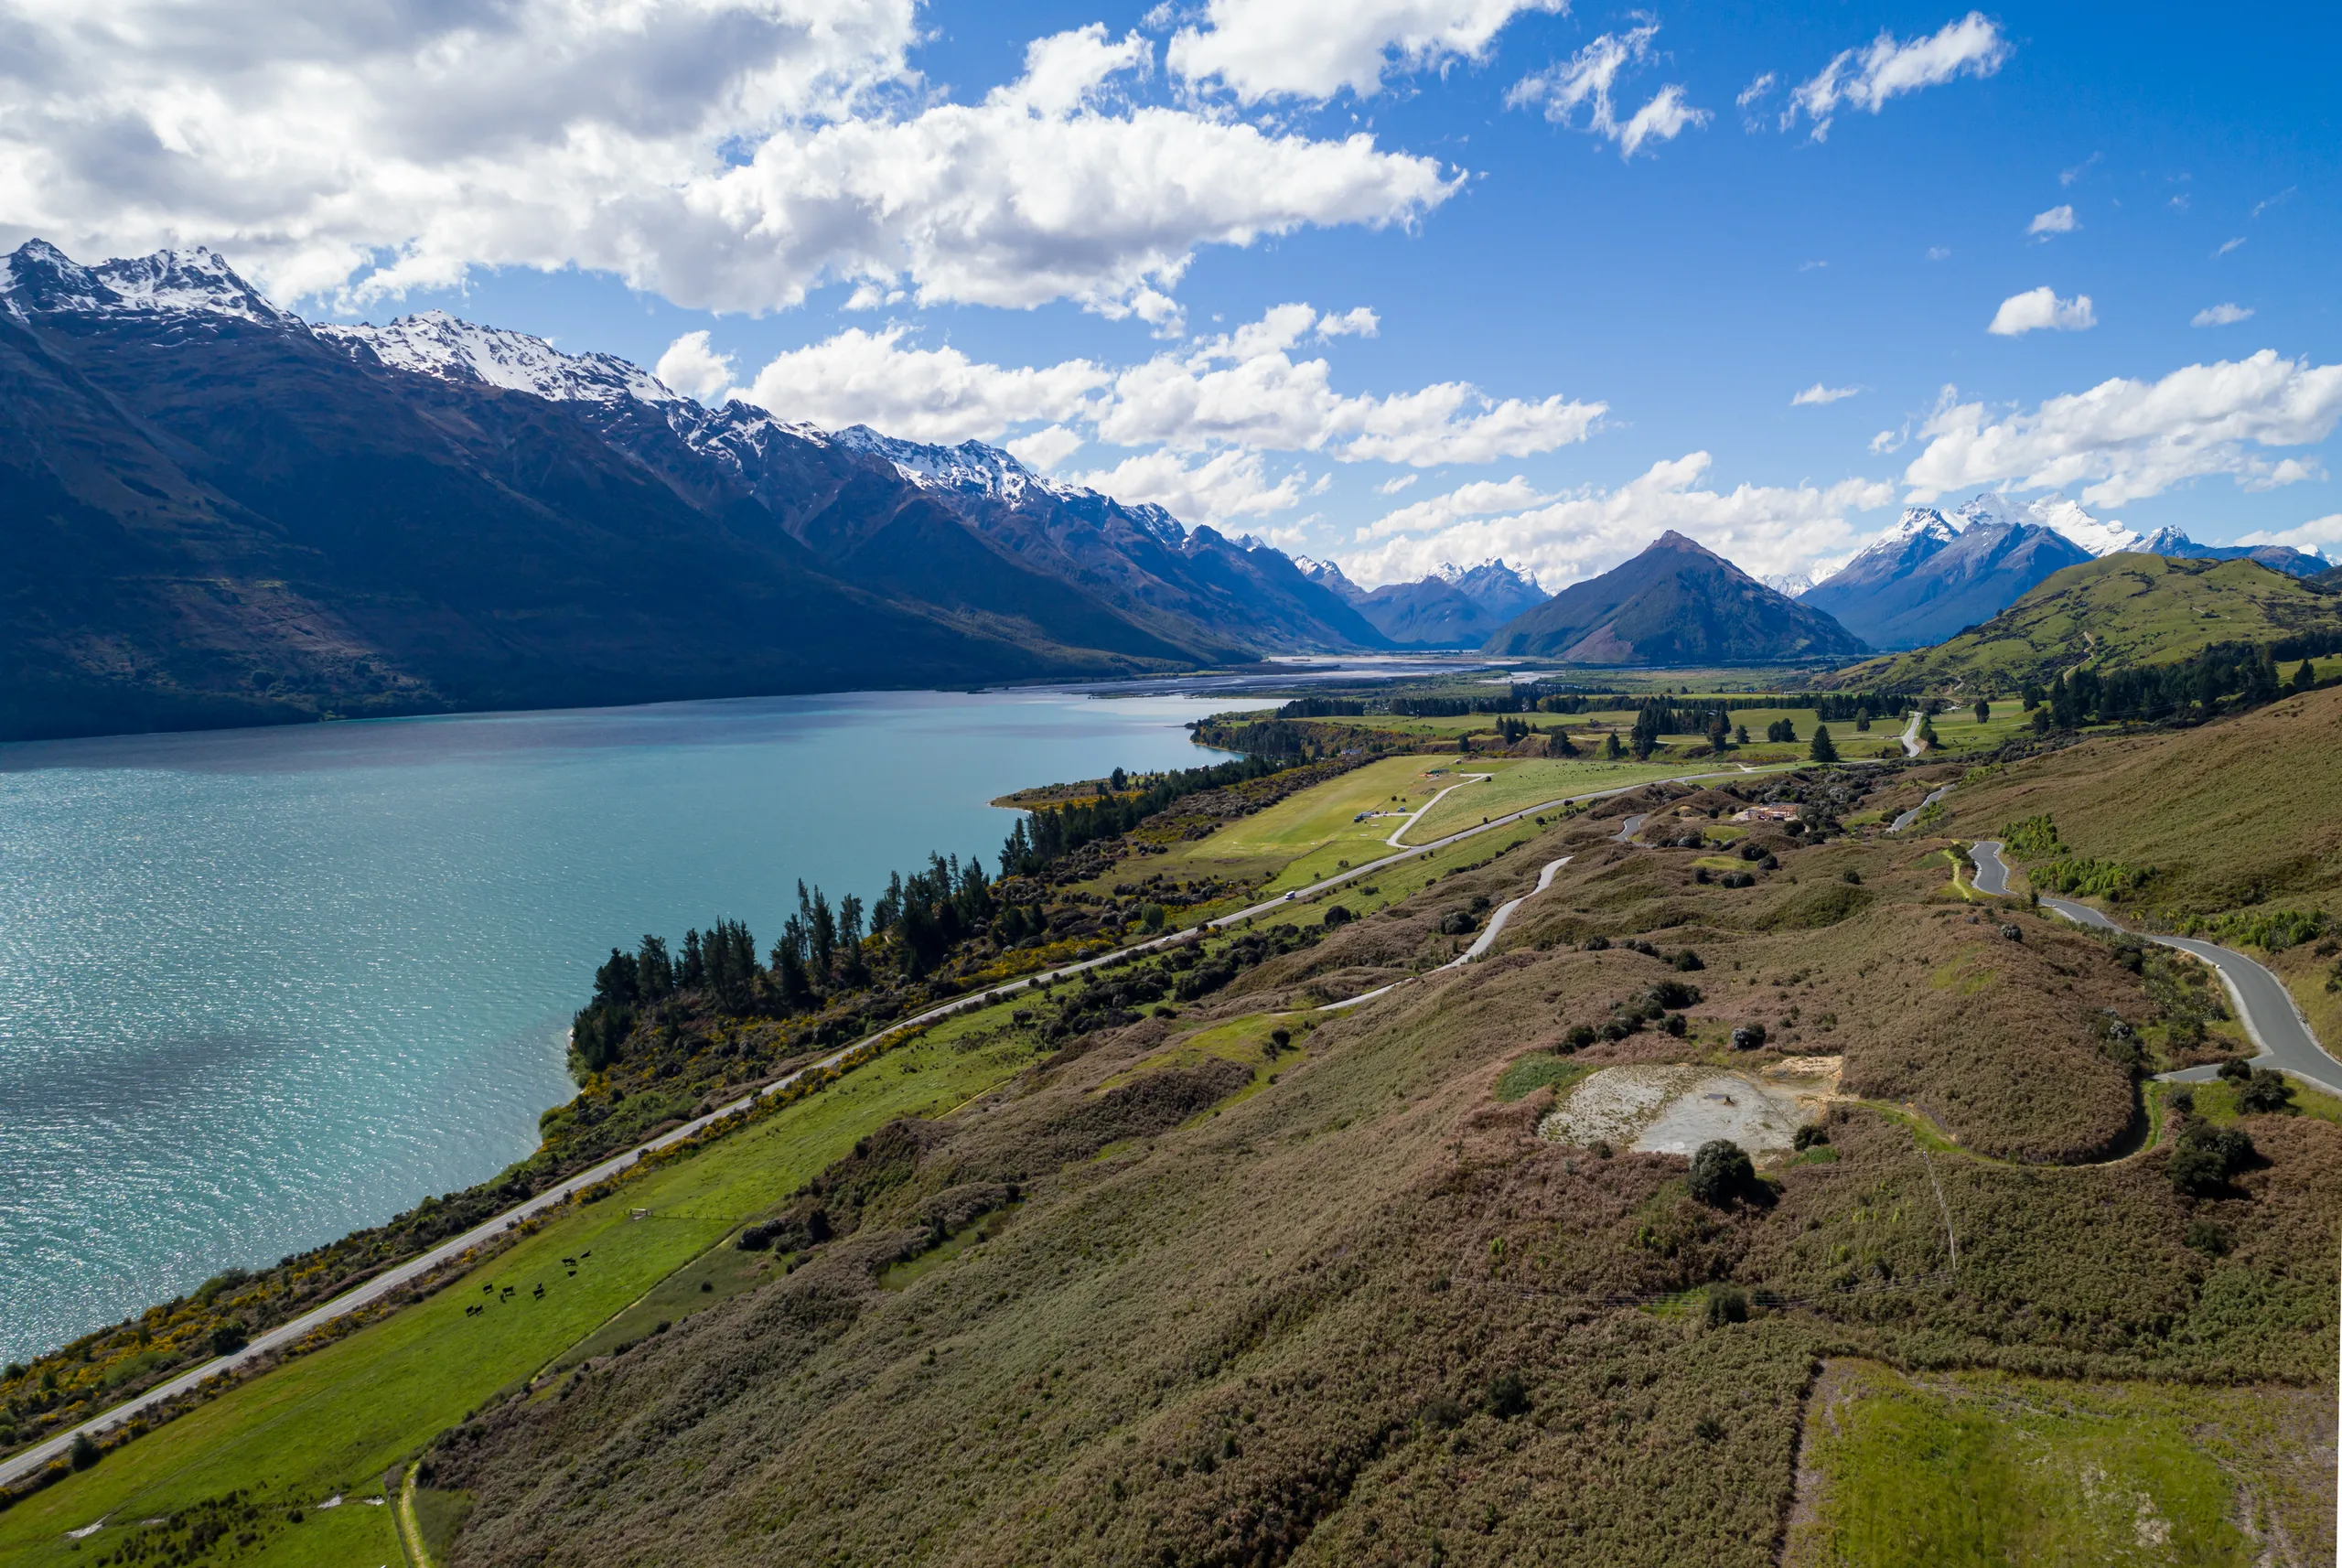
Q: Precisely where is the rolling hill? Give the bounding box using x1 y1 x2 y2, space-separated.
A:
1824 553 2342 693
1482 531 1866 663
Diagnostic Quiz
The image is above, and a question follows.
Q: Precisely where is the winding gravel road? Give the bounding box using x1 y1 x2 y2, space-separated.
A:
1889 786 1952 834
1971 840 2342 1096
1899 709 1925 758
3 757 1789 1487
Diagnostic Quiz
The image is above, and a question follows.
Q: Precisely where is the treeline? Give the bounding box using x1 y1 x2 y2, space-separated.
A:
2035 643 2322 727
571 859 985 1069
998 754 1291 875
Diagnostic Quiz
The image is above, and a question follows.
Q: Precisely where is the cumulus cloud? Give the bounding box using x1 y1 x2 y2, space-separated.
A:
2192 303 2253 328
726 303 1604 519
1168 0 1563 103
1782 12 2009 139
1508 26 1710 158
1063 449 1311 523
655 331 738 406
1005 424 1086 470
1337 455 1894 588
1086 305 1606 464
737 327 1108 443
1356 476 1554 540
0 8 1456 317
2236 513 2342 553
1376 473 1422 495
1902 350 2342 508
2026 204 2079 238
1987 287 2096 336
1792 382 1862 406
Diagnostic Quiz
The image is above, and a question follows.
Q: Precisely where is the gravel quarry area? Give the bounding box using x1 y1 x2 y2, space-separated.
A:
1540 1058 1842 1160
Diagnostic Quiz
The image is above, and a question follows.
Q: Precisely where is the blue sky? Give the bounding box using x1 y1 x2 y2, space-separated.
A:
7 0 2336 585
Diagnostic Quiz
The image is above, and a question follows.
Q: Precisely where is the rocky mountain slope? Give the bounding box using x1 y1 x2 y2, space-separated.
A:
0 242 1385 742
1482 532 1866 663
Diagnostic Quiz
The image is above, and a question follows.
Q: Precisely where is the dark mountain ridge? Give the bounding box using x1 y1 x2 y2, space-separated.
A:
1481 532 1866 663
0 242 1387 742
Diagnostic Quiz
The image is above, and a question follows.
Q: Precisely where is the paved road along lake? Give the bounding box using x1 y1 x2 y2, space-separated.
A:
0 688 1234 1361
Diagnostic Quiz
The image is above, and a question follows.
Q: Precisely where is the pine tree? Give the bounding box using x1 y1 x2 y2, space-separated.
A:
1604 732 1624 761
1971 697 1990 725
1809 725 1838 763
2293 659 2318 694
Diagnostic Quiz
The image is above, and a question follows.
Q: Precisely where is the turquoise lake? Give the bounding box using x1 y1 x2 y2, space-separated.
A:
0 688 1235 1361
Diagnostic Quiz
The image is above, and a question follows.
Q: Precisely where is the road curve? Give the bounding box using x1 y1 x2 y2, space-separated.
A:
1971 840 2342 1097
1889 785 1951 834
3 759 1789 1487
1899 709 1924 758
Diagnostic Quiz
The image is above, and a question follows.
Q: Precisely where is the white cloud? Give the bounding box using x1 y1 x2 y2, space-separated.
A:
2026 204 2078 238
1065 449 1310 523
1376 473 1422 494
2191 302 2253 328
1338 454 1894 588
2058 153 2100 187
1089 305 1606 464
0 8 1456 319
655 331 737 406
737 327 1108 443
2251 187 2296 220
1736 73 1777 110
731 303 1602 471
1006 424 1086 470
1987 287 2096 337
2237 514 2342 552
1926 245 1952 260
1617 86 1711 158
1782 12 2009 139
1167 0 1563 103
1316 306 1380 338
1507 26 1710 159
2216 237 2247 257
1902 349 2342 509
1792 382 1861 406
1356 476 1554 539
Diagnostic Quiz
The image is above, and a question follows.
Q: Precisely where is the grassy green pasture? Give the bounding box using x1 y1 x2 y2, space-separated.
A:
1403 757 1692 840
1138 755 1492 897
0 1008 1040 1568
1788 1360 2324 1567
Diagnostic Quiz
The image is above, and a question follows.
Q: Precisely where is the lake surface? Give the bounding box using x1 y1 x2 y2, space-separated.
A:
0 688 1234 1361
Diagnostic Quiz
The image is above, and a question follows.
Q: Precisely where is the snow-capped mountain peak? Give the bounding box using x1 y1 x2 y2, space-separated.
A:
1763 571 1817 596
1951 490 2140 556
2024 493 2141 556
318 310 682 407
829 425 1050 503
3 239 291 324
1890 505 1961 544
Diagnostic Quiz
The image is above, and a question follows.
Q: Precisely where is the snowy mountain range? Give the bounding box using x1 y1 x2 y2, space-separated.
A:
0 239 1387 741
